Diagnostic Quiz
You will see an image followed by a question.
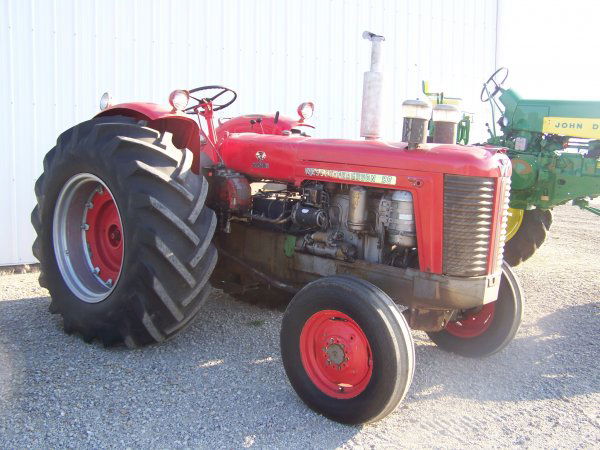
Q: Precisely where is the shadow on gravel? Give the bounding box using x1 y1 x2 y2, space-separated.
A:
5 289 596 447
410 302 600 404
0 293 360 448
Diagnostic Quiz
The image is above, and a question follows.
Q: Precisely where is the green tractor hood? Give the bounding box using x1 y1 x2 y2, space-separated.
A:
499 89 600 139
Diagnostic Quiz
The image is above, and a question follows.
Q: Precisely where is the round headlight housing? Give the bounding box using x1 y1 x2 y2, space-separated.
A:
297 102 314 121
169 90 190 111
99 92 112 111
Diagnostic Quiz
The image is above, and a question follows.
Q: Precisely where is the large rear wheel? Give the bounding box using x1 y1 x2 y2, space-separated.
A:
504 208 552 266
280 275 414 424
426 262 523 358
31 116 217 347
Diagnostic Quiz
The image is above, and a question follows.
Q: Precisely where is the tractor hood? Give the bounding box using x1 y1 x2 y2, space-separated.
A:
499 89 600 137
220 133 510 186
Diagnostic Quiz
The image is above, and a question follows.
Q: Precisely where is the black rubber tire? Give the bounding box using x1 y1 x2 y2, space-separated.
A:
426 262 523 358
504 208 552 266
280 275 415 424
31 116 217 347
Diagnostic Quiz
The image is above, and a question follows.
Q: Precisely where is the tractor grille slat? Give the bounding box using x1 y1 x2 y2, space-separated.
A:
494 177 511 271
443 175 497 277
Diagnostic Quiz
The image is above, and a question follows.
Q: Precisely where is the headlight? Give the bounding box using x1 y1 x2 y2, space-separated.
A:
99 92 112 110
297 102 314 121
169 90 189 111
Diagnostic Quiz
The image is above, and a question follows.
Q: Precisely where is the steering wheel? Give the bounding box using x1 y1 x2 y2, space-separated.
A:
185 85 237 113
480 67 509 102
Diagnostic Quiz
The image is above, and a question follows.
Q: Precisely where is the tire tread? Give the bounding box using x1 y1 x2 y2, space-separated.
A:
31 116 217 347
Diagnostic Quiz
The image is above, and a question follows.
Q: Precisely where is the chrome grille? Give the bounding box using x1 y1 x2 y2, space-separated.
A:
492 177 511 272
443 175 495 277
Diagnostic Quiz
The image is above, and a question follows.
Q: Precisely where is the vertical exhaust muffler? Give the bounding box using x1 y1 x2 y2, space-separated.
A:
360 31 385 140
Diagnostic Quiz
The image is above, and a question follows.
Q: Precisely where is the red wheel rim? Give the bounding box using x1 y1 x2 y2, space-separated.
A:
85 187 123 283
299 310 373 399
445 302 495 338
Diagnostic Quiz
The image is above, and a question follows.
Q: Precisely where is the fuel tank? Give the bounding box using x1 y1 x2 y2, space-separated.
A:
216 114 307 140
219 133 511 186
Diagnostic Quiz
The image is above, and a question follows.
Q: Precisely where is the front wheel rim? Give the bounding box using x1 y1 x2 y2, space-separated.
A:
299 310 373 399
445 302 496 338
52 173 124 303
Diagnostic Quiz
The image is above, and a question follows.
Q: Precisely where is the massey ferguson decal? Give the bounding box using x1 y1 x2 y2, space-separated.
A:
305 168 396 185
252 150 269 168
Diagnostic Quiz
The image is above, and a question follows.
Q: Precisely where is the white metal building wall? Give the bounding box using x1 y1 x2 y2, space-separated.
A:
0 0 498 265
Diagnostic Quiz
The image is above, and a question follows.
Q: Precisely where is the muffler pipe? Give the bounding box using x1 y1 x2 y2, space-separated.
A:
360 31 385 140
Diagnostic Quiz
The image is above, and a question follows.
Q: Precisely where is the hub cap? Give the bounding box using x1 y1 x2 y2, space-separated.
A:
299 310 373 399
445 302 495 338
53 173 124 303
506 208 524 241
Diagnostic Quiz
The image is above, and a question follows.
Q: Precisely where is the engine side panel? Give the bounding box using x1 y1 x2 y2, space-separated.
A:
219 134 511 275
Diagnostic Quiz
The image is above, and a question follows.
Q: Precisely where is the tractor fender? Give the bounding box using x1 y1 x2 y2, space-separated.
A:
96 102 202 170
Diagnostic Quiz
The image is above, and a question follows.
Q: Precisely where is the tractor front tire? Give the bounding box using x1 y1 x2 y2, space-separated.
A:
31 116 217 347
280 275 414 424
426 262 523 358
504 208 552 266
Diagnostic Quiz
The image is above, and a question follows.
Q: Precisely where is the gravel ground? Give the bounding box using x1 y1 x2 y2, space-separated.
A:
0 204 598 448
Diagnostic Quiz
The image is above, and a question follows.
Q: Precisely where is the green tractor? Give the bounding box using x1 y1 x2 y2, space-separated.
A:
424 69 600 265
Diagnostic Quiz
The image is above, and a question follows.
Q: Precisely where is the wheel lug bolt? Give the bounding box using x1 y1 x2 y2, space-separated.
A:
93 267 100 274
329 338 334 344
81 223 89 231
106 279 113 287
85 202 93 209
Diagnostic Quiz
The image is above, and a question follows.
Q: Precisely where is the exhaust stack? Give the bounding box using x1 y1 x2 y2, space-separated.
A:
360 31 385 140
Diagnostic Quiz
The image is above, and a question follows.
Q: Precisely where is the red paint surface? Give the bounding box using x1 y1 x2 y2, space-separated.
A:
219 134 511 274
299 310 373 399
97 102 178 121
445 302 496 338
86 189 123 283
95 100 511 276
215 113 304 139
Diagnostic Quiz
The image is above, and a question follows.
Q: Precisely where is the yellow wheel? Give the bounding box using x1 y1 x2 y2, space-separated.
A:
505 208 524 241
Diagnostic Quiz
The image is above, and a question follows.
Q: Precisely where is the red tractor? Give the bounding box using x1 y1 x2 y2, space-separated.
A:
31 33 522 424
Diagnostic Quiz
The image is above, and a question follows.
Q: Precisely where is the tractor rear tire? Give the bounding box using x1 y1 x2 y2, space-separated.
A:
504 208 553 266
280 275 414 424
31 116 217 347
426 262 523 358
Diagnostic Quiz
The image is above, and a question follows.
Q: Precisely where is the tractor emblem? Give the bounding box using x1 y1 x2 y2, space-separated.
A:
252 151 269 168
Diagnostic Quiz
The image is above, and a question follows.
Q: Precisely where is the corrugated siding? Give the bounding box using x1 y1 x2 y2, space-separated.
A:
0 0 498 265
